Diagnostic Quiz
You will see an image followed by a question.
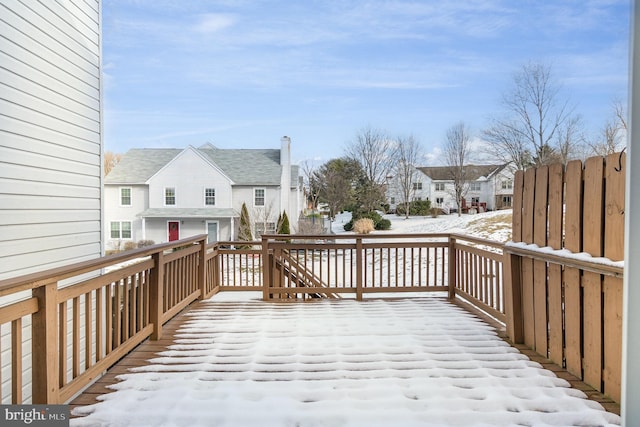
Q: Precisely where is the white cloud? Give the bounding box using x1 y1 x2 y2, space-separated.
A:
194 13 236 34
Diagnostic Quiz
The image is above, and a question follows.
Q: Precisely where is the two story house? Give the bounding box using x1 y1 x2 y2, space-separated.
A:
104 137 302 250
418 164 514 212
386 163 514 214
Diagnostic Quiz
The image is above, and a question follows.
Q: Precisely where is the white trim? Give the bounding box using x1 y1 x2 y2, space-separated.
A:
204 187 216 206
164 186 176 206
623 1 638 422
119 186 132 206
254 187 266 207
205 220 220 244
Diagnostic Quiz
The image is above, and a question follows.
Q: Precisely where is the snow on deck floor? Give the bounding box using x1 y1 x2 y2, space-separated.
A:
71 295 620 427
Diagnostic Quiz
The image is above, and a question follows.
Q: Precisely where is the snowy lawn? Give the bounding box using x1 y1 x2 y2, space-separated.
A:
71 293 620 427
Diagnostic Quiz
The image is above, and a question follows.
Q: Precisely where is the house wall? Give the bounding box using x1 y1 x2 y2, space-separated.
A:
104 184 147 248
0 0 102 403
148 149 233 209
0 0 103 279
143 218 233 243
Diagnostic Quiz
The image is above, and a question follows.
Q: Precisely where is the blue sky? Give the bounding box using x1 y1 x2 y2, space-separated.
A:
101 0 630 165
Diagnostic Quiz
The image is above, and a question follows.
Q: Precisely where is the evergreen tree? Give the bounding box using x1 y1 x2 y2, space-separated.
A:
238 202 253 242
277 211 290 235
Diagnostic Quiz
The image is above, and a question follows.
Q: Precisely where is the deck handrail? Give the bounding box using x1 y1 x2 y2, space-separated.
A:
0 232 505 405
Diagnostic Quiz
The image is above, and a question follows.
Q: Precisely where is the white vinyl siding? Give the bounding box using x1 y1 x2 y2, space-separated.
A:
0 1 102 279
0 0 102 405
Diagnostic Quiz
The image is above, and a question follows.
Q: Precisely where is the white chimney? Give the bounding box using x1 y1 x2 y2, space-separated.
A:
280 136 291 214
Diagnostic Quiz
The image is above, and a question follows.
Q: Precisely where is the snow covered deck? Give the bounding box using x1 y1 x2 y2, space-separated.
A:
69 294 620 427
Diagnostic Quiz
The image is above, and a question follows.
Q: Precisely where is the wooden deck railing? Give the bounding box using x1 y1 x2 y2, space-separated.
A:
0 235 211 405
0 232 512 405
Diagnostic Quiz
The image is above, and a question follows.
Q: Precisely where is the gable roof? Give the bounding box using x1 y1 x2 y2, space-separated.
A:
105 146 299 187
417 164 507 181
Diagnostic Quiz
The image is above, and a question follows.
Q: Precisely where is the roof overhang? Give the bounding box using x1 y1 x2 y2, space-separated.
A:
137 208 237 218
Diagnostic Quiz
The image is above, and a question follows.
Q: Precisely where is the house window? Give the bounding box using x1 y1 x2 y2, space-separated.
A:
502 195 513 207
413 197 422 201
436 197 444 205
412 182 422 190
471 197 480 204
120 188 131 206
254 188 265 206
110 221 132 239
205 188 216 206
255 221 276 237
469 182 481 191
390 197 395 204
502 180 513 190
165 187 176 205
435 183 445 191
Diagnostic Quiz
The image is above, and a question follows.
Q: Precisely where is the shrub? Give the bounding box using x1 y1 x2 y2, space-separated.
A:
430 207 442 218
396 200 431 216
124 241 137 251
344 210 391 231
277 211 290 234
353 218 375 234
137 240 155 248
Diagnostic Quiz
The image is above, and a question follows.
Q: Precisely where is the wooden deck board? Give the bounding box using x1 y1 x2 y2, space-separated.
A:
69 297 620 418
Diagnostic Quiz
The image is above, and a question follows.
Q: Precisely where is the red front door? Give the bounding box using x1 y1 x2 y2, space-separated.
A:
168 221 180 241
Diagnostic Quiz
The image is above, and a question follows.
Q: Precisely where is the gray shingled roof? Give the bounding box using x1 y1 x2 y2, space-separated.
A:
417 164 506 181
105 147 298 187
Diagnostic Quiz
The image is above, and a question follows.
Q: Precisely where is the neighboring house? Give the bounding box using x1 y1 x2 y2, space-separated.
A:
385 167 431 212
104 137 302 250
417 164 514 212
0 0 103 404
0 1 103 280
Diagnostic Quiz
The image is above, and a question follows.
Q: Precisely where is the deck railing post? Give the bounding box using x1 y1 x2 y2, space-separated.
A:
503 251 524 343
149 250 165 340
198 237 207 300
356 236 363 301
262 236 271 301
32 281 59 403
448 236 457 300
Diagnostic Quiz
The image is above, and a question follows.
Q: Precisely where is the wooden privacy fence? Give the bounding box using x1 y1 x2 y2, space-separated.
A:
505 152 625 403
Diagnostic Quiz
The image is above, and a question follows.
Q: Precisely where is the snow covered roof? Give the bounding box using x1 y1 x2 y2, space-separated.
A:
71 295 620 426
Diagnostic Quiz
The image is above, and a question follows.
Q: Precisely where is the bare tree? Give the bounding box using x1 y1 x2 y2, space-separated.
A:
484 62 581 168
589 100 627 156
104 151 122 176
443 122 471 217
345 126 398 212
393 135 423 219
482 119 532 170
555 115 586 165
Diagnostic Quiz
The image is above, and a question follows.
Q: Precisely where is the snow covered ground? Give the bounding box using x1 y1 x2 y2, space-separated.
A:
70 211 621 426
71 293 620 426
330 210 513 243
